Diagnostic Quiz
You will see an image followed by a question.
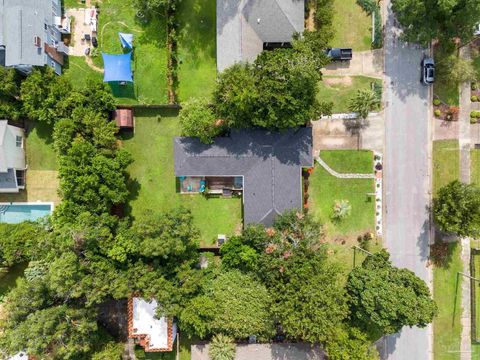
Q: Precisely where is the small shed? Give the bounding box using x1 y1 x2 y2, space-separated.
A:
113 108 134 130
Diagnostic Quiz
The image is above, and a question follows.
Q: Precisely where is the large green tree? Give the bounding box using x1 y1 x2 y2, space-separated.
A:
346 250 437 336
180 270 275 340
0 222 46 266
0 67 22 120
179 97 224 144
392 0 480 44
433 180 480 237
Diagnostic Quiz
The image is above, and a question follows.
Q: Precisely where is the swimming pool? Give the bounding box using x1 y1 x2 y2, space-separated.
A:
0 203 53 224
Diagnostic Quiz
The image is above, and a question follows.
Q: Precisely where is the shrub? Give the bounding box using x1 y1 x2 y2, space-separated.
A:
472 95 478 102
209 334 236 360
434 109 441 117
471 117 477 124
472 83 478 90
333 200 352 220
433 98 441 106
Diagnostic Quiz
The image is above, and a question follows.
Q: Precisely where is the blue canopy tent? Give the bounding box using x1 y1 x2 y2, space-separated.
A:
102 52 133 83
119 33 134 49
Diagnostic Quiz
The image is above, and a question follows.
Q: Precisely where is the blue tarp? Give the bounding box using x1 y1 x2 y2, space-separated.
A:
102 52 133 82
119 33 133 49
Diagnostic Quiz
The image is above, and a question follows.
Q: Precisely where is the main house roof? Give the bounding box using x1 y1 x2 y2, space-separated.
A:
216 0 305 72
174 128 313 226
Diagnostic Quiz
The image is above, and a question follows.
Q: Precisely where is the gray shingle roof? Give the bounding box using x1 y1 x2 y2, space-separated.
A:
217 0 304 72
174 128 312 226
0 0 62 70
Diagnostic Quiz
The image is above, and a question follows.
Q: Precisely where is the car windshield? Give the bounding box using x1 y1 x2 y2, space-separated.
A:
427 68 434 78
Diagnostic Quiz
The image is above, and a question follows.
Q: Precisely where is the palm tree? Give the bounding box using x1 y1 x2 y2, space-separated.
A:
333 199 352 220
209 334 236 360
349 89 380 119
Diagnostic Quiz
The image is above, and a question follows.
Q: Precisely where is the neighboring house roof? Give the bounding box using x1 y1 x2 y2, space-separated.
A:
128 297 176 352
0 0 63 71
174 128 313 226
0 120 25 172
216 0 304 71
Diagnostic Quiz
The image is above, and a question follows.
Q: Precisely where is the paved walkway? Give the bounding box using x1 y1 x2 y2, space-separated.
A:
322 50 384 78
457 46 472 360
315 155 374 179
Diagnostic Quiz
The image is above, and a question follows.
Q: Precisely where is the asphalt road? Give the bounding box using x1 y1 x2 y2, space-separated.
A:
382 0 432 359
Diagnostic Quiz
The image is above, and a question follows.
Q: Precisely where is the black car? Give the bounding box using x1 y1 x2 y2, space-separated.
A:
421 57 435 85
92 37 98 48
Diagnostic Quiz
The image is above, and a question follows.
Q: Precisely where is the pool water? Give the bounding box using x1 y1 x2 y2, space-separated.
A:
0 204 53 224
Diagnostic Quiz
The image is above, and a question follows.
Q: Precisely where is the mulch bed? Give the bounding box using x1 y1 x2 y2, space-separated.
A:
434 102 459 122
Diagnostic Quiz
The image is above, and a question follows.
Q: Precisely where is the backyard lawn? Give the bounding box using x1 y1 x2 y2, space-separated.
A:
122 109 242 245
308 150 374 237
64 0 169 104
317 76 381 113
25 121 57 171
331 0 371 51
433 243 463 360
433 140 459 195
63 56 103 89
177 0 217 102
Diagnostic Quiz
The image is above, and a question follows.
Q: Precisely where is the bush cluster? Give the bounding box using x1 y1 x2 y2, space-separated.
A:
433 98 441 106
434 109 442 117
472 95 479 102
471 111 480 123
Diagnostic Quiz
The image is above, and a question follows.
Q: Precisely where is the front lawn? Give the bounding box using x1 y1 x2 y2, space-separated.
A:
433 243 463 360
121 109 242 245
471 149 480 186
177 0 217 102
308 150 375 237
317 76 381 114
473 251 480 343
64 0 169 104
433 140 459 195
331 0 371 51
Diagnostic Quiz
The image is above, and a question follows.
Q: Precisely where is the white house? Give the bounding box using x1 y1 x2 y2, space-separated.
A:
128 297 177 352
0 120 26 193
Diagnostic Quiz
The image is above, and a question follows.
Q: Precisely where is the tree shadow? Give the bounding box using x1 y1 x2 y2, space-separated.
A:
25 120 55 145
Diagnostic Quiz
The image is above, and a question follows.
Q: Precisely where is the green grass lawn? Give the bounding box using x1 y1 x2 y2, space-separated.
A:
63 0 85 8
471 149 480 186
25 122 57 171
317 76 381 113
473 252 480 343
433 140 459 195
308 150 375 237
63 56 103 89
433 243 463 360
0 263 27 298
177 0 217 102
331 0 372 51
64 0 169 104
433 80 460 107
122 109 242 245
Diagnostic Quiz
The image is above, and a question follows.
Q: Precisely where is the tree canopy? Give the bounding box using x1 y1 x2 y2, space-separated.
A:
392 0 480 45
433 180 480 237
346 250 437 336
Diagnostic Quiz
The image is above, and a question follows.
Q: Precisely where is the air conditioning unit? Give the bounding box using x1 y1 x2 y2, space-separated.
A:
34 36 41 47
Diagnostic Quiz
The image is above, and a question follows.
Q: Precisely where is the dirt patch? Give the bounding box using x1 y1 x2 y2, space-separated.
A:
324 76 353 87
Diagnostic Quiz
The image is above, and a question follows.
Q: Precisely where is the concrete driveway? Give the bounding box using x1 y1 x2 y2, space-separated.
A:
381 0 433 359
322 50 384 78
